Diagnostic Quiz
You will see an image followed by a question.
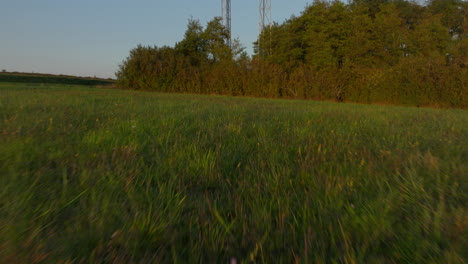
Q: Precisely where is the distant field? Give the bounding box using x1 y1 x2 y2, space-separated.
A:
0 72 115 86
1 83 466 263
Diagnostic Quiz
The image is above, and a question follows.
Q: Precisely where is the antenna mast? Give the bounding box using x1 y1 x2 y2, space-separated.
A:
259 0 272 57
222 0 232 48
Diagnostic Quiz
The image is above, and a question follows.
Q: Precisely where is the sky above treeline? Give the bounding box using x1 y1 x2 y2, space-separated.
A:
0 0 313 78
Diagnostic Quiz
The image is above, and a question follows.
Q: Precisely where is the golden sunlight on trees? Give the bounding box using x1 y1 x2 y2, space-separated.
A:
117 1 467 108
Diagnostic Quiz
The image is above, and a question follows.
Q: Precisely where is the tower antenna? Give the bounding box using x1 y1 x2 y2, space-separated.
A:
222 0 232 48
259 0 272 57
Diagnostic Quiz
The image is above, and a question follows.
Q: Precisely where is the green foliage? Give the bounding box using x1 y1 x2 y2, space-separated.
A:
175 19 207 66
1 84 467 262
116 0 467 108
203 17 232 62
116 45 182 91
429 0 466 36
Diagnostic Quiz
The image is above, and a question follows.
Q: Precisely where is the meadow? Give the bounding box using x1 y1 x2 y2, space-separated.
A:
0 83 466 263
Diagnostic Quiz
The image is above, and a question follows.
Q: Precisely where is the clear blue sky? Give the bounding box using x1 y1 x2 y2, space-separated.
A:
0 0 310 78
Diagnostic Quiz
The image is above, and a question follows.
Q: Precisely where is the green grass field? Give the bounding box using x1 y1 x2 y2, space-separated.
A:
1 83 467 263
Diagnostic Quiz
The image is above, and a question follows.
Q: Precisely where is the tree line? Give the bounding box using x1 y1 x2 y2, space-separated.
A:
0 72 115 86
116 0 467 107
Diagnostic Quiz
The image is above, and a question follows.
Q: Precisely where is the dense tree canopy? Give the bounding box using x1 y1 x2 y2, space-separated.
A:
117 1 467 107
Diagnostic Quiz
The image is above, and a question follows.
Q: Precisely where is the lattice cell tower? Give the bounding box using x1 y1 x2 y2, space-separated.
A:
259 0 272 56
221 0 232 48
